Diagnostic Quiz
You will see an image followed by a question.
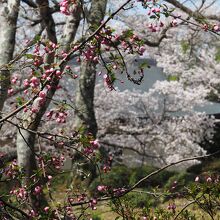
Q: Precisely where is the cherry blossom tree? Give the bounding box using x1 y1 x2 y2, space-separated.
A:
96 0 220 165
0 0 20 120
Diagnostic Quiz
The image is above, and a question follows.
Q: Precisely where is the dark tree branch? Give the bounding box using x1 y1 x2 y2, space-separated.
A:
165 0 220 21
143 25 170 47
21 0 37 8
0 198 29 219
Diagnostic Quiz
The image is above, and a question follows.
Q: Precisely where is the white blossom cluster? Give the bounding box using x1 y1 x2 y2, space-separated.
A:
95 81 215 167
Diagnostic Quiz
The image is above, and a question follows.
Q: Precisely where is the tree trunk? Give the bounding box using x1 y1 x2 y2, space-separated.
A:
74 0 107 137
75 60 98 137
16 2 81 210
73 0 107 185
0 0 20 118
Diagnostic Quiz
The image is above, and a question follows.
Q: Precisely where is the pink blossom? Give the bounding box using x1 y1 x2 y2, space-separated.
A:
8 88 14 96
30 76 39 88
90 139 100 149
31 107 39 113
206 177 212 183
39 91 46 99
23 79 29 87
47 175 53 180
34 185 42 194
139 46 146 55
213 24 220 32
195 176 200 182
171 19 178 27
97 185 107 192
44 206 50 212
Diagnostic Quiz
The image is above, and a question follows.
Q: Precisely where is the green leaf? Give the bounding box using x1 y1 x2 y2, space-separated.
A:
122 29 134 38
24 54 35 59
16 97 25 106
167 75 179 81
196 191 204 199
215 47 220 62
139 61 150 69
181 40 190 54
34 35 41 43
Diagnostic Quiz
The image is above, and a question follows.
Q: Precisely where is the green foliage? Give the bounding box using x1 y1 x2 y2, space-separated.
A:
165 172 194 191
187 159 220 175
129 165 176 188
153 207 175 220
90 165 132 194
180 210 196 220
215 47 220 62
167 75 179 81
90 165 176 195
125 191 158 208
34 35 41 43
139 61 150 69
122 29 134 39
24 53 35 59
110 197 138 220
187 163 203 174
181 40 190 54
49 172 71 192
91 213 102 220
16 96 26 106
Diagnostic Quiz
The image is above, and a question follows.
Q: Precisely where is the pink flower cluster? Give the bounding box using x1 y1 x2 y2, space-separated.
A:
29 76 40 88
8 73 20 96
213 24 220 32
84 139 100 155
46 109 68 123
10 187 28 201
203 23 220 32
194 175 220 184
97 185 107 192
113 187 126 196
103 74 114 91
29 209 38 217
33 185 42 195
11 75 19 85
60 0 77 15
147 7 161 16
4 160 19 178
76 193 86 202
41 68 62 81
44 42 58 54
60 0 70 15
8 88 14 96
33 45 43 67
89 198 97 210
51 155 65 170
148 21 164 32
167 203 176 213
82 45 99 63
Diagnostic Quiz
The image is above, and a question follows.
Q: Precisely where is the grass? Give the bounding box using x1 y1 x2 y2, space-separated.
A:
90 203 120 220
